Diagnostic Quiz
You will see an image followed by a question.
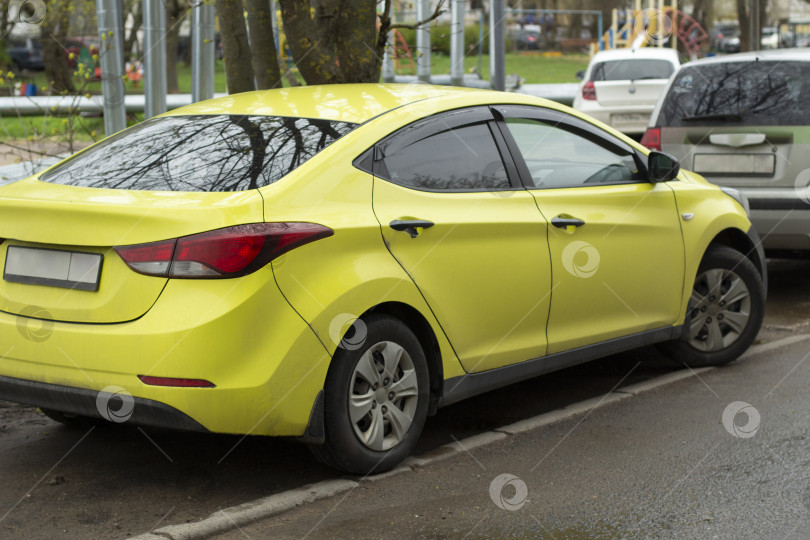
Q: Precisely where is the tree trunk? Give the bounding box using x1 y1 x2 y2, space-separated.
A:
216 0 256 93
336 0 380 82
737 0 767 52
690 0 712 37
278 0 343 84
737 0 751 52
124 0 143 60
42 0 75 93
246 0 282 90
165 0 187 93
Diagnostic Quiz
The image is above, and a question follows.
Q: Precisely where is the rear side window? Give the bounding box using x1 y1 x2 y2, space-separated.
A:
41 115 356 192
657 60 810 127
380 123 510 191
591 59 675 81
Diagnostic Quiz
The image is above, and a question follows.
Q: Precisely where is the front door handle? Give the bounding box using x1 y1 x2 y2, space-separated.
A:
551 216 586 229
389 219 435 239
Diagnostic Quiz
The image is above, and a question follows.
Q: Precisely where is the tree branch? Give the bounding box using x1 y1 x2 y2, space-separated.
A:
388 0 447 30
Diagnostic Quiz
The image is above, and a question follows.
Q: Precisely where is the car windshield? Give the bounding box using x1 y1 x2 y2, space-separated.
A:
591 59 675 81
657 60 810 127
40 114 356 192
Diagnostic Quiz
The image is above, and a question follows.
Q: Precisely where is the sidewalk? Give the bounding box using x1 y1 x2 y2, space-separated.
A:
0 141 88 183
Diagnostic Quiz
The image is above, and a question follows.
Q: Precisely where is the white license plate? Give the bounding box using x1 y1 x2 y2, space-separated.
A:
3 246 103 291
611 113 647 124
693 153 775 176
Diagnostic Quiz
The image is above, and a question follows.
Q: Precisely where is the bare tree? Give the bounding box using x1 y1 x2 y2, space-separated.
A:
737 0 767 52
165 0 188 93
216 0 255 93
42 0 75 92
275 0 445 85
246 0 282 90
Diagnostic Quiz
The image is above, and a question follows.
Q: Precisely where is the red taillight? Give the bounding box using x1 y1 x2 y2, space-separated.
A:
582 81 597 101
115 223 333 279
174 228 266 275
640 127 661 151
138 375 215 387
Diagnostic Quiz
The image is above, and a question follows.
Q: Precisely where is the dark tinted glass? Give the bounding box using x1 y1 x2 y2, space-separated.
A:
41 115 356 191
657 61 810 127
592 59 675 81
381 123 510 191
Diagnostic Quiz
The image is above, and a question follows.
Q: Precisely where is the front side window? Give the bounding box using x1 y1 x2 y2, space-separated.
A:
41 115 356 192
657 61 810 127
380 123 510 191
504 118 643 189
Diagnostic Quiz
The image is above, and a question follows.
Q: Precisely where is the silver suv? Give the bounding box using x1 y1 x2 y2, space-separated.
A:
643 49 810 254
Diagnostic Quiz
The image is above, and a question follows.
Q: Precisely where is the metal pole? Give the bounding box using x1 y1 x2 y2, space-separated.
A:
489 0 505 91
450 0 465 86
95 0 127 135
598 11 603 50
143 0 167 118
382 30 396 83
192 0 215 102
477 10 484 76
416 0 431 83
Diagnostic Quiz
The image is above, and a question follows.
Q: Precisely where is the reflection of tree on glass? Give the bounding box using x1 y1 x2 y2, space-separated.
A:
41 115 356 192
658 61 810 127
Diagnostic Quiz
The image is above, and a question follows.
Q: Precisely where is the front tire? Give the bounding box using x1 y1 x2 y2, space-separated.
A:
311 314 430 475
660 245 765 367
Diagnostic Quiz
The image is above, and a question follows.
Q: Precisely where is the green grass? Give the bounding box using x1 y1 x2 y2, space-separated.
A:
393 52 589 84
0 53 587 144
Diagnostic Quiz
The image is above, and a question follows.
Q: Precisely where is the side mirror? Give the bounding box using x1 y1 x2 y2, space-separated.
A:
575 70 585 80
648 151 680 183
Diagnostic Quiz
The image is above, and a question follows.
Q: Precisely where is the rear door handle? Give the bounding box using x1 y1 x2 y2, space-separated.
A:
389 219 435 238
551 216 586 229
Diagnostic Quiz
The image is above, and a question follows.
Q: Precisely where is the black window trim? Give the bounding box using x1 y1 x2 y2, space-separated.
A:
490 104 655 189
356 106 526 194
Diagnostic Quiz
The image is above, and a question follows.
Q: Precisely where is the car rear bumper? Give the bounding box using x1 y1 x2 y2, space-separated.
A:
0 375 206 431
0 266 332 436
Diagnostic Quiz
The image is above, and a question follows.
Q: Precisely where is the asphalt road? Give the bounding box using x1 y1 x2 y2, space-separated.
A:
1 257 809 538
225 336 810 540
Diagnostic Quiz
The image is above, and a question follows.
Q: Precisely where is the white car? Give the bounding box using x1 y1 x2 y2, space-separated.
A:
573 47 680 136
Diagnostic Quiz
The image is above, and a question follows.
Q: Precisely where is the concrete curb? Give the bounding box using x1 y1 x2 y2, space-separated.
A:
134 479 357 540
132 333 810 539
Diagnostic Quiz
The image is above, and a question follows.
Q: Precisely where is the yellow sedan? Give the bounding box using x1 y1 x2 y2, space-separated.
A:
0 84 766 474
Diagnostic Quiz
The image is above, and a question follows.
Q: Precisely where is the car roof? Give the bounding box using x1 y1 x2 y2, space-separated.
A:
164 84 500 124
589 47 680 62
684 48 810 66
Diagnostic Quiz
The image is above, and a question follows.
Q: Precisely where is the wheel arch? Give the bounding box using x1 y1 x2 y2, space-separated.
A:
706 227 768 297
364 302 444 415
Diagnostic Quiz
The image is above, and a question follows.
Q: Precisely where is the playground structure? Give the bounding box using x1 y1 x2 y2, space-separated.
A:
602 0 708 58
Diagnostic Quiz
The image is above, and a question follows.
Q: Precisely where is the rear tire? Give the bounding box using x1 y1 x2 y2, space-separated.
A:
659 246 765 367
310 314 430 475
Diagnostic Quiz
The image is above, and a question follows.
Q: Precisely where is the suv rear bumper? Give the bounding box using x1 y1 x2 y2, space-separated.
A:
744 191 810 251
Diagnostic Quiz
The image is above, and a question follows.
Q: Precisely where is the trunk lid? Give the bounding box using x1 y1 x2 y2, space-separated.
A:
594 79 669 107
0 178 263 323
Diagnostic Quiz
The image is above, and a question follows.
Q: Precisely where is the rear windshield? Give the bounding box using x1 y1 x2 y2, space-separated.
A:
591 59 676 81
41 115 356 192
656 60 810 127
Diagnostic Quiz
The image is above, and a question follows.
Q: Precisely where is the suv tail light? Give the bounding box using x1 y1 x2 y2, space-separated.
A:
115 223 333 278
582 81 597 101
640 127 661 151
